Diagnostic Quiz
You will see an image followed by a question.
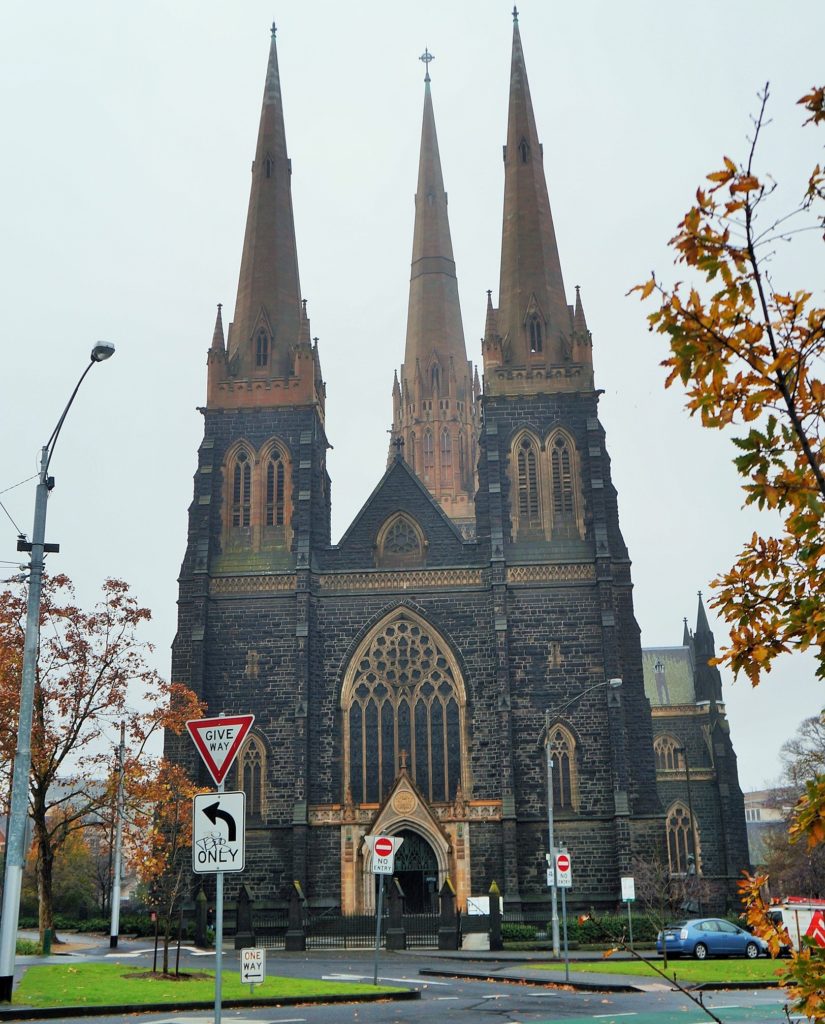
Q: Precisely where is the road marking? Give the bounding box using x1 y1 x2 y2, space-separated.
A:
323 971 440 986
593 1014 637 1019
482 993 509 998
104 949 151 958
436 996 459 1000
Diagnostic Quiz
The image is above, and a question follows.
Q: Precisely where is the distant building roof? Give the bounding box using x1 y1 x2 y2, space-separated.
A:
642 646 696 707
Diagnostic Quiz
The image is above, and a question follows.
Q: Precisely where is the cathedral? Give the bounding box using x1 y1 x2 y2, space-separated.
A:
167 14 749 915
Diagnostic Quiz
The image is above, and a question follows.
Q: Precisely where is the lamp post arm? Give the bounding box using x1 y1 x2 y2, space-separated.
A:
43 358 97 479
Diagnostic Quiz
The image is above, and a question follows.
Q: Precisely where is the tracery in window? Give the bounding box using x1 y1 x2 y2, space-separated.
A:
255 329 269 367
342 611 466 806
237 734 266 815
666 801 700 875
231 447 253 528
547 429 582 539
547 724 578 811
514 433 542 532
528 315 543 353
376 514 425 568
264 447 286 526
654 735 684 772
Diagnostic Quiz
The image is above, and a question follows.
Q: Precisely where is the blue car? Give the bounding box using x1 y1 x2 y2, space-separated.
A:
657 918 769 959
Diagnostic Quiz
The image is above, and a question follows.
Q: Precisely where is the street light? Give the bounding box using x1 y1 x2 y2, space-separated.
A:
542 677 622 959
0 343 115 1001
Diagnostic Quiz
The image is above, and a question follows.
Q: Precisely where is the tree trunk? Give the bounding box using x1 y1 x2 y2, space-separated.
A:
35 822 55 949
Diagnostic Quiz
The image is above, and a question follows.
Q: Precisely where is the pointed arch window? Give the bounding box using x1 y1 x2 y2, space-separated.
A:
255 330 269 367
666 801 700 876
409 432 416 472
423 431 434 476
516 435 541 530
548 725 578 811
231 448 252 528
236 734 266 816
528 315 543 353
342 612 466 805
442 425 456 468
431 363 441 393
376 513 425 568
265 447 286 526
265 154 274 179
519 137 530 163
654 735 684 772
458 431 466 482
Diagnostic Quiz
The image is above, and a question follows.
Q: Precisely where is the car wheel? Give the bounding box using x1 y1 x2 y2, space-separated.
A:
694 942 708 960
745 941 759 959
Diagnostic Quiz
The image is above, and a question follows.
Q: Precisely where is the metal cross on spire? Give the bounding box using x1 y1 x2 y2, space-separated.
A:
512 6 519 23
419 47 435 82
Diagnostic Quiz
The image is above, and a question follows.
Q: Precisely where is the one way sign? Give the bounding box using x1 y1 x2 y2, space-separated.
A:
192 791 246 874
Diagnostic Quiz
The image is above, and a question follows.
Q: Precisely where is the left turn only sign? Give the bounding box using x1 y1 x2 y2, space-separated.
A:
193 791 246 874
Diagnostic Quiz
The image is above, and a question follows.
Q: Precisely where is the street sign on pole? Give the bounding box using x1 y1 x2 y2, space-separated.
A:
186 714 255 785
621 876 636 902
241 947 265 988
192 791 246 873
365 834 403 875
555 851 572 888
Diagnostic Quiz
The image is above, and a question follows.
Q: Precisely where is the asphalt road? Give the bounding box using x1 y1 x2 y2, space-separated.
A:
5 937 797 1024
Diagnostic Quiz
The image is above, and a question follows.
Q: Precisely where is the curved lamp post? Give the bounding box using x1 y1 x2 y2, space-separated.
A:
541 676 622 959
0 343 115 1001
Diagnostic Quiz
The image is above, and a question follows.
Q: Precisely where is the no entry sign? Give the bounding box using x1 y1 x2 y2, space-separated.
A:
365 834 403 874
555 851 572 888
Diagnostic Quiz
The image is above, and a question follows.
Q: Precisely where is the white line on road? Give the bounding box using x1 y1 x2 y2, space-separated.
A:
436 996 459 1000
322 972 448 986
482 993 509 998
593 1014 637 1019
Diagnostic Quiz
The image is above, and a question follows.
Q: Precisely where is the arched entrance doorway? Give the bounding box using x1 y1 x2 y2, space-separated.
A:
394 829 438 912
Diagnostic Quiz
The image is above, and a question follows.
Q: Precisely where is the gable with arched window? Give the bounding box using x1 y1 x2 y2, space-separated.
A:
547 723 579 811
236 733 267 816
376 513 426 568
341 610 467 807
546 428 583 540
666 800 701 875
654 735 684 772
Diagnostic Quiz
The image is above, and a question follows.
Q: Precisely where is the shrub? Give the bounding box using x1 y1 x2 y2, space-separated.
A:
502 923 537 942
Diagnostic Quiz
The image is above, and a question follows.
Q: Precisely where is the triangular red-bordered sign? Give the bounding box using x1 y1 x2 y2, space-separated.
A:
186 714 255 785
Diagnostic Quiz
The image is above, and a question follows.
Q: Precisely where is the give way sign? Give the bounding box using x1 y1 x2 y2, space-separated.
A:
186 714 255 785
365 834 403 874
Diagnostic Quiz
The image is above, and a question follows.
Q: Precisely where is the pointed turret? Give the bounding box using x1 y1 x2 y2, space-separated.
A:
389 53 479 528
485 11 593 395
696 591 712 637
207 25 323 413
693 592 724 702
210 303 225 353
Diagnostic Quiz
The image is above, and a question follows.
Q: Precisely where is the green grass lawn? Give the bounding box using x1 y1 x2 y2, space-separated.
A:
15 963 404 1008
530 958 784 984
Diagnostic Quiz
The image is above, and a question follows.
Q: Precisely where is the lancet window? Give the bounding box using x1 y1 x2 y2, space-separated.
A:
547 724 578 811
237 734 266 815
440 429 452 482
423 431 434 476
515 434 541 531
342 613 466 806
231 448 253 528
255 329 269 367
666 801 700 876
528 315 543 353
654 735 684 772
264 447 286 527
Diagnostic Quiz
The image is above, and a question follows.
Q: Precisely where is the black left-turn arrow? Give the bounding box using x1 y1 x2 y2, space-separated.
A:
202 800 236 842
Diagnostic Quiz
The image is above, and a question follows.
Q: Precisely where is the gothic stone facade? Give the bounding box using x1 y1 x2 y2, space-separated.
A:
166 20 749 915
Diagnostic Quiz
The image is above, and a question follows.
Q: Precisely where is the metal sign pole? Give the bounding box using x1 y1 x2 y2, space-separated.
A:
561 886 570 983
214 779 224 1024
627 901 634 950
373 874 385 986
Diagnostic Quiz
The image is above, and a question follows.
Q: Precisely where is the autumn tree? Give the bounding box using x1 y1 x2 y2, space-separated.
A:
0 574 202 946
635 84 825 1019
127 760 204 974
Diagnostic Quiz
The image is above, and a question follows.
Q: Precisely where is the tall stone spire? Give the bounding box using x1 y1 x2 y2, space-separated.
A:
484 13 593 395
208 24 323 412
390 53 479 529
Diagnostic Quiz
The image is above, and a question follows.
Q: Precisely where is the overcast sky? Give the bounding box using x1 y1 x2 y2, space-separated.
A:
1 2 823 792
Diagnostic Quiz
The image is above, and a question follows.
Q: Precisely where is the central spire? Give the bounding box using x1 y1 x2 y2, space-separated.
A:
390 56 479 527
484 14 593 394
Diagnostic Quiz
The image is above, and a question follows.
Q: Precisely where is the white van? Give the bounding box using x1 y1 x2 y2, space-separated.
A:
768 898 825 952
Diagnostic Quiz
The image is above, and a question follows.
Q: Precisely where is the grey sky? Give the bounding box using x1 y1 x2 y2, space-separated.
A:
1 2 823 791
